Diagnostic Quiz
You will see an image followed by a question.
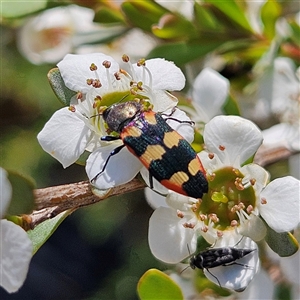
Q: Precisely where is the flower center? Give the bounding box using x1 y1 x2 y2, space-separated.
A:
70 56 153 137
196 166 256 231
36 27 72 51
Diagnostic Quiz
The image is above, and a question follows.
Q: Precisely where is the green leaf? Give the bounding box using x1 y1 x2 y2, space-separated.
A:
261 0 281 39
27 210 72 255
265 226 299 257
274 282 292 300
0 0 47 18
6 171 35 215
194 1 220 31
196 235 211 252
287 19 300 47
47 68 77 106
137 269 183 300
204 0 253 33
222 95 240 116
76 150 90 166
147 41 223 66
152 13 196 40
94 6 125 24
121 1 168 32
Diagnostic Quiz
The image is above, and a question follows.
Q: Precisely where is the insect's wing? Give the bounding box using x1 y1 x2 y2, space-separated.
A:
121 111 207 198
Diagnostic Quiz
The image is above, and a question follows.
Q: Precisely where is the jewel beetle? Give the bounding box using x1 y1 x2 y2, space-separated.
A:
91 100 208 198
189 246 256 286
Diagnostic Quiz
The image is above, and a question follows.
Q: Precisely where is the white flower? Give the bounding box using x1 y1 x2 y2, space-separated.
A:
181 68 229 126
17 5 125 65
148 115 300 289
262 57 300 151
37 53 192 190
0 168 33 293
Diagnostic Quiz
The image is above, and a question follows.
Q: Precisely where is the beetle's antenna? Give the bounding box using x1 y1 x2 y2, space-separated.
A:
187 243 191 256
180 244 192 274
90 94 131 119
232 236 244 248
117 93 130 104
180 265 190 274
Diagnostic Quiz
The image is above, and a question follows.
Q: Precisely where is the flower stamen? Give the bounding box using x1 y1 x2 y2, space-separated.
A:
183 222 195 229
177 210 184 218
261 197 267 204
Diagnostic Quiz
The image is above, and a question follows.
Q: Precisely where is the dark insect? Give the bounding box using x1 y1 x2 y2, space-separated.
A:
91 101 208 198
189 246 256 287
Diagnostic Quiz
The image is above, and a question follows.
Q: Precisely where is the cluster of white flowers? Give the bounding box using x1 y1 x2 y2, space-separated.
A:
36 53 300 292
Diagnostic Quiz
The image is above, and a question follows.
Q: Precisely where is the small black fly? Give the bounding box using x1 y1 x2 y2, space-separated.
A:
189 246 256 287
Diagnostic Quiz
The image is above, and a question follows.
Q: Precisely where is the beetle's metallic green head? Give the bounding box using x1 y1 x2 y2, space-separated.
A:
103 101 142 133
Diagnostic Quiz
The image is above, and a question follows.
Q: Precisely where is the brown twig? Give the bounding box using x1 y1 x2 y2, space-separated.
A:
254 145 296 167
22 179 146 230
21 145 297 230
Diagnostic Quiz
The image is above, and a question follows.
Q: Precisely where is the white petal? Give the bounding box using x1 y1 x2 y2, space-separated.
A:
272 57 299 115
0 168 12 218
203 238 259 291
86 142 142 189
240 163 270 194
259 176 300 232
238 214 267 242
133 58 186 91
237 269 275 299
151 90 178 112
204 116 263 166
37 107 92 168
57 53 120 93
166 192 196 211
0 220 33 293
192 68 229 121
148 206 197 263
144 188 168 209
263 123 300 151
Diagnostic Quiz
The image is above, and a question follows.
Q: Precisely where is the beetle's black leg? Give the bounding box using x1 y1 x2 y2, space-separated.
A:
160 106 176 117
205 268 221 287
91 144 125 183
163 116 195 126
161 108 194 126
223 261 253 269
149 173 154 189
